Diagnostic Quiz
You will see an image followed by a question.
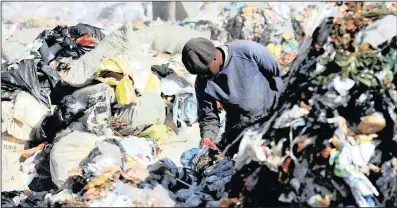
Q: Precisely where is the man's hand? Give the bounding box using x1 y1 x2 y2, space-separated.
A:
200 138 217 149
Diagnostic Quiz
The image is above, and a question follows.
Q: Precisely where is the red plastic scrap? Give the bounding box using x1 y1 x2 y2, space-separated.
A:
76 34 99 46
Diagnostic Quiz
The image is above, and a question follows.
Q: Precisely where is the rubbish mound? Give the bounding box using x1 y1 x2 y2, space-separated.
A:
1 1 397 208
223 2 397 207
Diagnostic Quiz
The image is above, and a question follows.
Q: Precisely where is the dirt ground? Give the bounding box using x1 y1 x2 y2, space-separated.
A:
157 123 201 166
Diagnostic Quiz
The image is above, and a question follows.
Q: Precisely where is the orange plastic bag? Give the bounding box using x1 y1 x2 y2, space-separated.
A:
76 34 99 46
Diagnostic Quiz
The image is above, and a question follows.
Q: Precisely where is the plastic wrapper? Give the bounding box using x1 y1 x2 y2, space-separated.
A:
87 91 113 136
120 137 157 165
80 139 126 175
172 88 198 131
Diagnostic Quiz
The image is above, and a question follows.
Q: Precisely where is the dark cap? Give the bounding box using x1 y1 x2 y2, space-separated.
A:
182 38 216 75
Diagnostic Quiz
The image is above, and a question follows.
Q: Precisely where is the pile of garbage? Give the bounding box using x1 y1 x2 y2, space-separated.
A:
1 15 215 206
1 1 397 208
222 2 397 207
180 2 340 72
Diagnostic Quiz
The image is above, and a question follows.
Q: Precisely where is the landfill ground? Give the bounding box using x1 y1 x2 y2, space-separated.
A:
158 123 201 166
1 1 397 208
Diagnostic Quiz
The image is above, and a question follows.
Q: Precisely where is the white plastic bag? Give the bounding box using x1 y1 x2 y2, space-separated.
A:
50 131 104 188
22 150 41 187
114 183 176 207
2 139 26 191
2 91 48 141
86 142 123 175
89 191 132 207
120 137 155 165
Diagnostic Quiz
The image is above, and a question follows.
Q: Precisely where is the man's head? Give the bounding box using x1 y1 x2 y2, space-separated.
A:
182 38 223 78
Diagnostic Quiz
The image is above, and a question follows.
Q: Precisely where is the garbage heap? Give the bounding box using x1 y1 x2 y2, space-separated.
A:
180 2 340 76
221 2 397 207
1 20 221 206
1 2 397 208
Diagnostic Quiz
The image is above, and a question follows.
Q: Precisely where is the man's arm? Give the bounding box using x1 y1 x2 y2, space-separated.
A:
195 77 220 142
250 41 285 92
250 41 283 77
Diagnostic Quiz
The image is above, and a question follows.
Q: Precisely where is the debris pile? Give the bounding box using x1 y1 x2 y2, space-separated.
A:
223 2 397 207
1 1 396 208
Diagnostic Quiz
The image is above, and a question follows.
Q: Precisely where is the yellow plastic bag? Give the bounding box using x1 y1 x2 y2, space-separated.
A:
138 124 168 141
267 43 282 60
281 34 293 42
144 72 162 94
97 56 135 77
96 56 137 105
115 76 137 105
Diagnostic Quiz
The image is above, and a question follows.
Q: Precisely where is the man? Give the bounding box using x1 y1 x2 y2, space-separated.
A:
182 38 285 156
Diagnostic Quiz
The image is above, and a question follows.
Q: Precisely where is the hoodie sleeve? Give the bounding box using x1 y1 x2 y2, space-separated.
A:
195 76 220 141
250 41 285 92
250 41 282 77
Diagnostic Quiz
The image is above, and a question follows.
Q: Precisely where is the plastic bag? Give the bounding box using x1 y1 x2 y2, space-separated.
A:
114 183 176 207
363 15 397 48
84 141 123 175
115 76 137 105
2 102 34 141
1 59 60 107
37 95 87 142
122 55 158 94
50 131 104 188
89 191 132 207
2 91 48 141
96 55 137 105
17 191 48 207
22 151 41 187
2 27 44 62
2 140 26 191
114 92 166 136
120 137 156 165
76 34 100 46
134 25 211 55
138 124 168 141
1 191 24 207
172 88 198 131
151 63 190 96
87 91 113 136
36 23 105 64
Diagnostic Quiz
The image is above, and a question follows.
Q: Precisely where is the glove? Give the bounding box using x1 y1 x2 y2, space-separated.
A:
200 138 217 149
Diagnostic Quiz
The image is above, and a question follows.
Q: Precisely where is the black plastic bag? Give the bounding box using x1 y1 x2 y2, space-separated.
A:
37 95 87 142
68 23 105 40
18 191 48 207
27 144 58 192
1 59 60 107
28 175 58 192
1 191 24 207
151 63 175 78
151 63 190 88
61 175 88 194
37 23 105 64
